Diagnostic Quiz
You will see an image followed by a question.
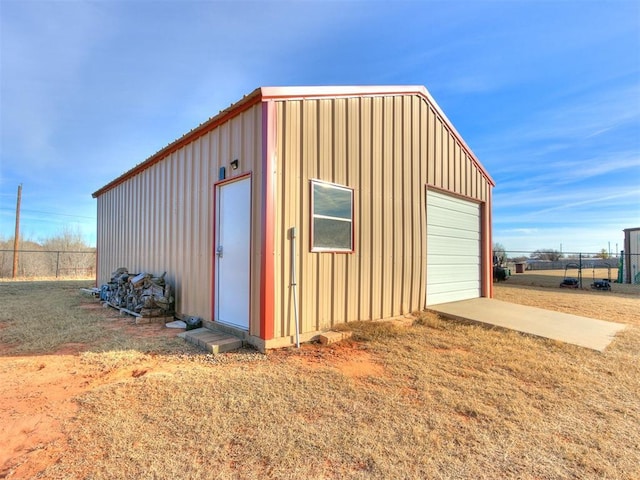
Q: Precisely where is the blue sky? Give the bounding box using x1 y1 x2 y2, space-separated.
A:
1 0 639 254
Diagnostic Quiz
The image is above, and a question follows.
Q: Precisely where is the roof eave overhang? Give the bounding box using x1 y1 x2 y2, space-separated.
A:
92 87 263 198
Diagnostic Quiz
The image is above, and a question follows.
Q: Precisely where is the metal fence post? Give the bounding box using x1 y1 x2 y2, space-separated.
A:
579 253 583 288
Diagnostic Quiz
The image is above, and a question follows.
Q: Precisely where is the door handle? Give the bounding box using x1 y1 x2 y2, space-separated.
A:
216 245 223 258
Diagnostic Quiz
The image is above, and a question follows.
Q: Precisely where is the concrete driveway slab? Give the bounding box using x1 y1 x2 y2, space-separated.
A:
427 298 626 352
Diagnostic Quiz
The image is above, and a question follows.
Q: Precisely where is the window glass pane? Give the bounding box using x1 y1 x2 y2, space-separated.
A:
313 218 352 250
313 183 352 219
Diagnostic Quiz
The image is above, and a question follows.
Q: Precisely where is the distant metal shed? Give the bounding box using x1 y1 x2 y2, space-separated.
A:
93 85 495 351
622 227 640 284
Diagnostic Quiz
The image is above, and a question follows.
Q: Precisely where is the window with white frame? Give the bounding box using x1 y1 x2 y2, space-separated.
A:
311 180 353 252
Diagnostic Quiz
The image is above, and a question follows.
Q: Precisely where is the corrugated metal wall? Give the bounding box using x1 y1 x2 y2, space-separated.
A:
96 104 263 331
272 94 491 338
96 90 491 343
625 229 640 284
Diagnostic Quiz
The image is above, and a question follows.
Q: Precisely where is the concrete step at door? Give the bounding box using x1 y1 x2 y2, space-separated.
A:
178 327 243 354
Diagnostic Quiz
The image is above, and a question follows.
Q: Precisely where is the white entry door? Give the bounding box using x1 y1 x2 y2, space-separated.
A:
215 176 251 329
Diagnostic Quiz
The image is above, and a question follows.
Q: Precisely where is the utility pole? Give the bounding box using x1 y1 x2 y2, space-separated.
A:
12 184 22 279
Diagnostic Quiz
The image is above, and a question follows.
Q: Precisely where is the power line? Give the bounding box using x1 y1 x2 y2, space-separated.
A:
0 207 95 220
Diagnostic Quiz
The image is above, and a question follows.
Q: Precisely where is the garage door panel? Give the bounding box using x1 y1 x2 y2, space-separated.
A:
428 235 480 254
428 207 478 223
427 280 480 294
427 265 479 283
428 279 480 294
427 211 479 231
426 191 481 306
427 287 480 305
428 198 479 215
429 255 480 268
427 202 479 218
428 237 479 254
428 225 479 241
427 193 479 212
428 251 480 263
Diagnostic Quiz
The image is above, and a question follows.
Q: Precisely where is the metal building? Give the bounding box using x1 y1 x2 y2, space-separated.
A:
622 227 640 284
93 86 495 350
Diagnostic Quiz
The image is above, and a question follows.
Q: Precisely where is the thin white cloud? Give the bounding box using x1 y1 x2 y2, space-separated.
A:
494 223 630 254
478 85 640 168
1 2 110 164
493 154 640 196
495 182 640 209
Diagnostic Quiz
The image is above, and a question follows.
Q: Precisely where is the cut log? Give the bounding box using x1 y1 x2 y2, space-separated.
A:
130 272 148 287
99 267 175 318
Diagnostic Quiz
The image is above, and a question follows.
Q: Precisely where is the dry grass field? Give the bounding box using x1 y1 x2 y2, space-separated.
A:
496 269 640 327
1 278 639 479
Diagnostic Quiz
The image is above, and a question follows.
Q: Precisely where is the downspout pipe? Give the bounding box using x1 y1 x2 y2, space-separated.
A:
290 227 300 348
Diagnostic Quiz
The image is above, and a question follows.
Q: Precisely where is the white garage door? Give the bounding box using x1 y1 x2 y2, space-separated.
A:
426 190 481 305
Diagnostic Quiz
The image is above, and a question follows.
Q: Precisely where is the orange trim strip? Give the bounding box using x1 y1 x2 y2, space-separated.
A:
481 199 491 298
94 200 99 287
259 101 276 341
487 193 494 298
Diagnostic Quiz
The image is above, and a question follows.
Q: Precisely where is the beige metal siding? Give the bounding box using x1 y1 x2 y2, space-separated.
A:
623 229 640 284
272 94 491 338
96 104 263 331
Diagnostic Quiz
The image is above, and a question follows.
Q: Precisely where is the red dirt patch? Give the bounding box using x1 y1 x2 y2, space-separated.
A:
331 351 385 378
0 302 186 479
274 341 386 380
0 354 182 479
0 356 82 478
54 342 87 355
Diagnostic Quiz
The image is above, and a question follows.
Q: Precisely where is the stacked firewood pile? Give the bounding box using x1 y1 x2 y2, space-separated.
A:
100 267 174 317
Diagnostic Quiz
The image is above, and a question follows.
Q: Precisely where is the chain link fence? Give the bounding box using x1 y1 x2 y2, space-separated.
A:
0 250 96 279
494 250 640 285
2 248 638 284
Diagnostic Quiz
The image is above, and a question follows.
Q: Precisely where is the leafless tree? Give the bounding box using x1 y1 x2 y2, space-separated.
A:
493 242 507 265
0 227 95 278
531 249 563 261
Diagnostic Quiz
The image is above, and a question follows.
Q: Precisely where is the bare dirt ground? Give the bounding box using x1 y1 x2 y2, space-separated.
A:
0 308 188 479
1 326 383 479
1 352 183 479
1 277 638 479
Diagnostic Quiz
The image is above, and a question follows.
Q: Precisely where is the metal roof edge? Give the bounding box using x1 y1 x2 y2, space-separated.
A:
92 87 263 198
260 85 427 100
417 87 496 188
